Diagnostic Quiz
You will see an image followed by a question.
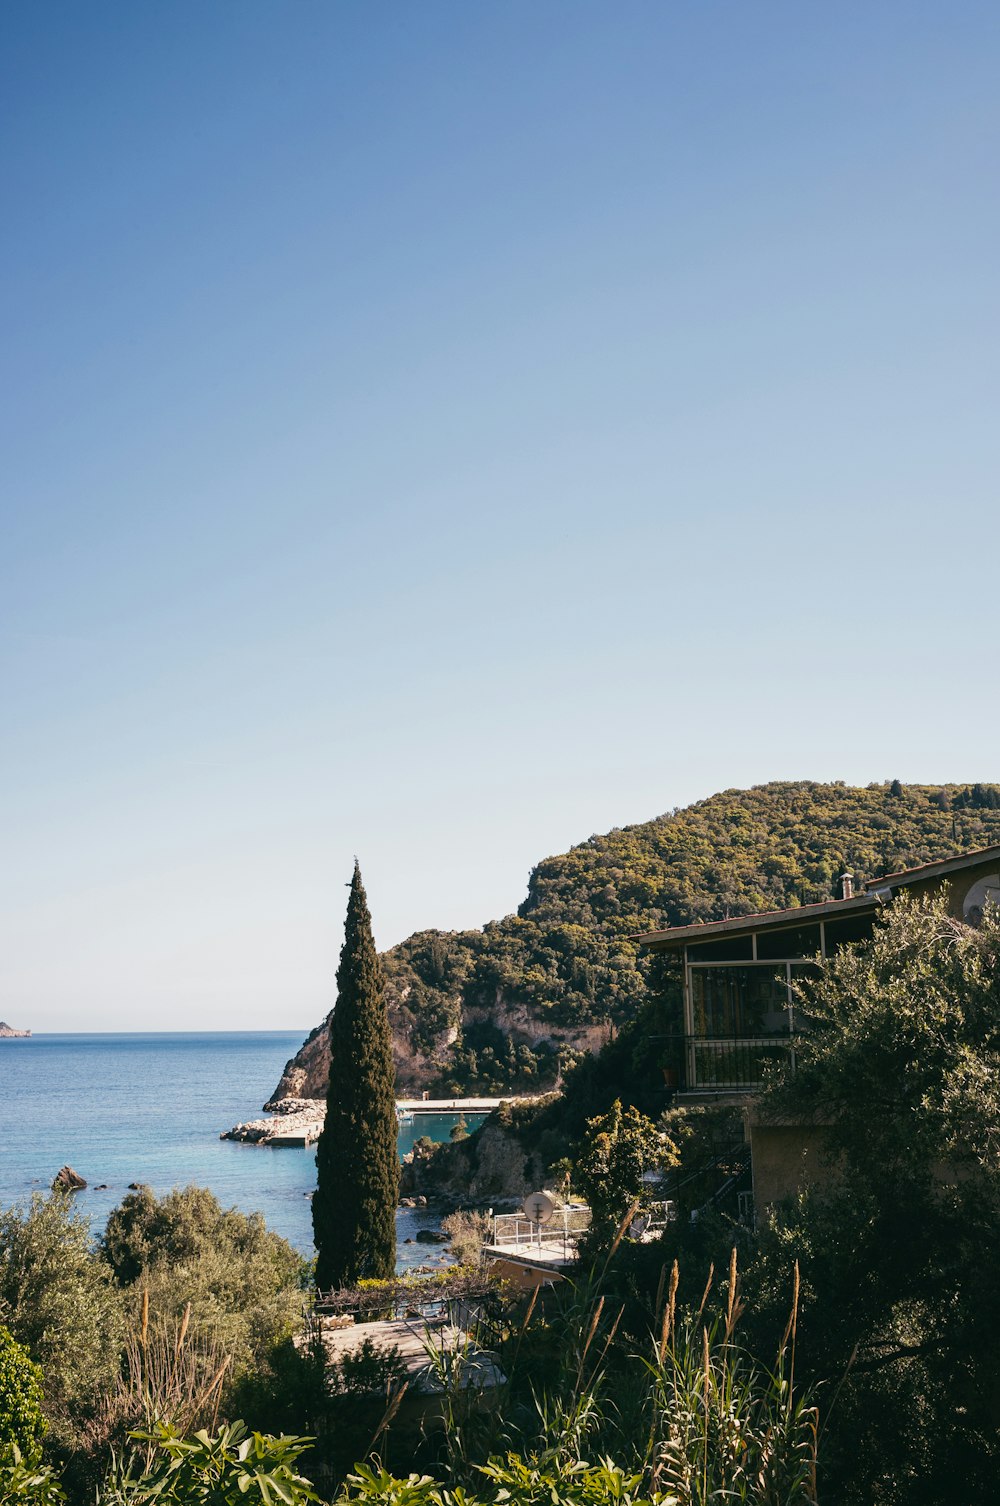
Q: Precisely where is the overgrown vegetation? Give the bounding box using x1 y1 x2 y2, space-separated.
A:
0 1186 306 1499
102 1186 304 1375
403 893 1000 1503
0 1192 125 1453
741 894 1000 1504
9 793 1000 1502
43 1247 815 1505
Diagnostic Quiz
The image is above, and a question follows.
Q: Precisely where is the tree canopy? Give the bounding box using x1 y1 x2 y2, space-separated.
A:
101 1185 305 1373
747 896 1000 1505
0 1194 124 1446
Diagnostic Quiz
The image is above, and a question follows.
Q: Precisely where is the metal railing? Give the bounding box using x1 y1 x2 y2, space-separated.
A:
487 1204 592 1264
686 1035 794 1090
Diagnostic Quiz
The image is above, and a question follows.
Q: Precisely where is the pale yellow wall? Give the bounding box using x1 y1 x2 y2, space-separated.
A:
750 1124 834 1210
484 1255 564 1291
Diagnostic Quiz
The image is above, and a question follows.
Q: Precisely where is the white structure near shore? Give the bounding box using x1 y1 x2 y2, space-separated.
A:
222 1095 524 1147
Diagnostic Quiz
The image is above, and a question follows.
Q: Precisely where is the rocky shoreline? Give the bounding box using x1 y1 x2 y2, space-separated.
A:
0 1021 31 1038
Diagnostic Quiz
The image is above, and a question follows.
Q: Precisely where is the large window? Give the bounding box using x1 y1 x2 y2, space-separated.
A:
690 965 790 1038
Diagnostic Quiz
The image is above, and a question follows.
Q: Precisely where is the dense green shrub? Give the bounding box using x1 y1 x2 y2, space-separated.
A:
0 1194 124 1443
0 1445 65 1506
0 1332 61 1506
101 1186 306 1378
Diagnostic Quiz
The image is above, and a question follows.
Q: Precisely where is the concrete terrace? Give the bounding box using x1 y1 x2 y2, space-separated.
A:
320 1316 504 1394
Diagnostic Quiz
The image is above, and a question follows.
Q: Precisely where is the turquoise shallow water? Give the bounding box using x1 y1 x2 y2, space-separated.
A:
0 1032 480 1264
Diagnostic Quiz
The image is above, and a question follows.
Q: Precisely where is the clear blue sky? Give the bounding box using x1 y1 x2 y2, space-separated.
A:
2 3 998 1031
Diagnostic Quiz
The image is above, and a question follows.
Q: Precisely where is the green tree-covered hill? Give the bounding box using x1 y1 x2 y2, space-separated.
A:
271 780 1000 1100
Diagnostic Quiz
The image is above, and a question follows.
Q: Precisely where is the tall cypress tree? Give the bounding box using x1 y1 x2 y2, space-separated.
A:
313 862 398 1290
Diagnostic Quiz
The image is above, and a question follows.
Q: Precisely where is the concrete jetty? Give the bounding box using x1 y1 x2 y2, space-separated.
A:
222 1094 540 1147
395 1097 510 1115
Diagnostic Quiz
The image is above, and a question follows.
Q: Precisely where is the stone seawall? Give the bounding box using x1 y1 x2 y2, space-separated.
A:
221 1097 325 1145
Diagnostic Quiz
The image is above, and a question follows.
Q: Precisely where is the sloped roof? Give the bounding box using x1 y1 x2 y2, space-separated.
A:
633 892 877 950
865 842 1000 890
633 842 1000 952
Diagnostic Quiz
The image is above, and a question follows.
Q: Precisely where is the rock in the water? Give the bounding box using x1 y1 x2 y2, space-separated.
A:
415 1227 450 1244
53 1166 86 1192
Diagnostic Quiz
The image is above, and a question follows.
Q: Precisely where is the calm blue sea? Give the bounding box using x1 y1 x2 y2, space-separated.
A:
0 1032 480 1267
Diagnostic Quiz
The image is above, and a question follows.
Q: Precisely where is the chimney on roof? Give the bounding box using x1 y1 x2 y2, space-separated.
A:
840 873 854 900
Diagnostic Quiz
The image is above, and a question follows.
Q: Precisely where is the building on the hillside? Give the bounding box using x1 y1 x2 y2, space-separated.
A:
633 843 1000 1210
635 843 1000 1098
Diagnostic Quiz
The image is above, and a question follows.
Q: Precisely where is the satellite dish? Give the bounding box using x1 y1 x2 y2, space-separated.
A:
522 1191 556 1225
963 874 1000 924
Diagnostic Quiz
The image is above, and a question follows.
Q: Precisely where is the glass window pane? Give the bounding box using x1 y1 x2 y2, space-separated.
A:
755 924 822 960
823 914 875 952
686 936 754 962
690 966 789 1038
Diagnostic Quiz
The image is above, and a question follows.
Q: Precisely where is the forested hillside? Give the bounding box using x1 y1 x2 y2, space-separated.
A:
270 780 1000 1101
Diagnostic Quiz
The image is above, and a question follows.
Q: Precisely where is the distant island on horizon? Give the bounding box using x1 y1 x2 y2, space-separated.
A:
0 1021 31 1038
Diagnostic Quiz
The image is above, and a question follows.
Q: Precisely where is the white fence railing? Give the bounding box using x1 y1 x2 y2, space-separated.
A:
488 1204 592 1263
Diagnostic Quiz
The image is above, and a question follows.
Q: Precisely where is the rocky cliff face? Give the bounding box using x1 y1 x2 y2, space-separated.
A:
400 1111 550 1205
267 983 601 1106
0 1021 30 1038
267 1022 330 1105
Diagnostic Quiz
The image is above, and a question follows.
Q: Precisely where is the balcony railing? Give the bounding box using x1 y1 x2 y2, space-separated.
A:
687 1034 794 1090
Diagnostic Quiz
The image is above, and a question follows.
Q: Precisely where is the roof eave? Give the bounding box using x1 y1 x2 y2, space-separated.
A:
633 893 879 951
865 843 1000 891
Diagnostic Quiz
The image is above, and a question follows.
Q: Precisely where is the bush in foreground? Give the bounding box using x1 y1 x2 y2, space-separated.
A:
0 1194 124 1447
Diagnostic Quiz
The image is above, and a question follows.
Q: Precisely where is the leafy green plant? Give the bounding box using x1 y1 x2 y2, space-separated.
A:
0 1443 65 1505
0 1193 124 1444
336 1455 661 1506
0 1323 47 1456
105 1420 322 1505
337 1463 443 1506
573 1101 676 1242
477 1452 660 1506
